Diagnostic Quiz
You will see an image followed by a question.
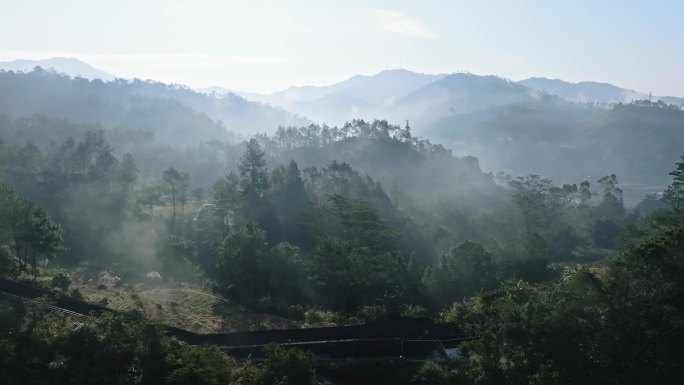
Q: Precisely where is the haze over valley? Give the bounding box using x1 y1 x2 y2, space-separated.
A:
3 57 682 201
2 2 684 384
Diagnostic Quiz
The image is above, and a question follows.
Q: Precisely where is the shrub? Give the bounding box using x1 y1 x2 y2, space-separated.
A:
51 272 71 291
69 287 84 299
0 246 18 278
257 344 317 385
130 292 143 308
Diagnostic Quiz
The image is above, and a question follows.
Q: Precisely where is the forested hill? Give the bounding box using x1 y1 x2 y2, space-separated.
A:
117 76 309 135
238 70 560 127
1 114 645 274
0 68 307 144
519 77 684 106
254 120 498 209
426 100 684 192
0 57 117 81
3 106 684 384
0 66 681 385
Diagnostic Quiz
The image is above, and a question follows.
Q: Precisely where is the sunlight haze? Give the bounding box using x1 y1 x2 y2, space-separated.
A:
2 2 684 383
1 0 682 94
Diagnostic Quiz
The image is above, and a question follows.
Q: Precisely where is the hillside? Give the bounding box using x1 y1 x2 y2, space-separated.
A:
0 68 307 142
240 70 561 128
394 73 562 127
0 57 117 81
238 69 446 125
519 77 684 106
119 79 309 135
425 101 684 197
0 68 232 145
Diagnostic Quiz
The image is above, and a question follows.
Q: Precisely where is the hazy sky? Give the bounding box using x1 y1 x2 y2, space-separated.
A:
1 0 682 95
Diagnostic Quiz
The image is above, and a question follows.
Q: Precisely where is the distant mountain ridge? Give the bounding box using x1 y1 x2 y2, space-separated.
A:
518 77 684 106
272 69 446 105
392 73 564 124
117 79 309 135
0 57 117 81
0 68 308 145
225 70 555 127
3 57 684 193
425 100 684 197
225 69 683 129
6 57 682 131
228 69 446 125
5 57 682 116
0 58 308 135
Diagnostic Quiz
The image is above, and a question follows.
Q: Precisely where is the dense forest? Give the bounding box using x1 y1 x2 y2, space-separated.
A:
1 70 683 385
427 99 684 192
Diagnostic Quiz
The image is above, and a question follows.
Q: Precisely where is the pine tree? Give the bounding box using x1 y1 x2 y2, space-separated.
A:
663 156 684 212
239 139 270 200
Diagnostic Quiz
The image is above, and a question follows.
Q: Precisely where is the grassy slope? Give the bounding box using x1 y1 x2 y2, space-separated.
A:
35 268 296 333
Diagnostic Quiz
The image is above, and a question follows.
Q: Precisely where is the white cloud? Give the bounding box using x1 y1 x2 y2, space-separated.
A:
375 9 437 39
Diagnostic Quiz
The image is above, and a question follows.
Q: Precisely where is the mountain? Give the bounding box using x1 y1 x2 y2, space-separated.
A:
425 101 684 201
196 86 265 101
393 73 562 126
519 77 684 106
237 69 446 125
227 70 684 130
0 59 308 136
238 70 559 128
118 80 309 135
0 57 117 81
0 68 233 146
660 95 684 106
271 69 445 106
0 68 308 145
234 71 567 128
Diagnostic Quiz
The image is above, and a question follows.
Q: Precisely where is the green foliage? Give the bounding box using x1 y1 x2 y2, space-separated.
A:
0 69 239 147
300 195 421 311
51 272 71 291
608 227 684 383
0 304 320 385
0 246 18 278
239 139 270 201
508 175 559 235
130 292 144 308
269 160 309 244
165 344 256 385
429 100 684 188
423 240 497 307
308 238 417 312
159 235 199 282
213 193 418 313
256 344 316 385
635 193 669 217
313 194 399 253
212 172 240 223
437 221 684 385
663 156 684 211
2 70 684 384
68 286 84 300
214 221 271 305
0 184 66 277
0 130 147 265
324 359 422 385
268 242 308 305
162 167 190 217
410 361 459 385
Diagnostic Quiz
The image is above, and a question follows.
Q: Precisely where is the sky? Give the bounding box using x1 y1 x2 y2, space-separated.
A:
0 0 682 95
